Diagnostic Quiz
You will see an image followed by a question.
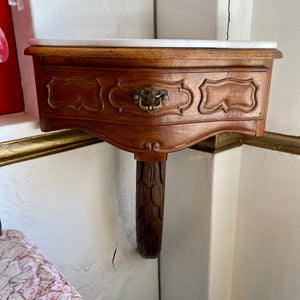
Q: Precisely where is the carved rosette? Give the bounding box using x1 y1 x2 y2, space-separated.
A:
143 142 161 152
109 79 193 116
47 76 104 112
199 78 259 114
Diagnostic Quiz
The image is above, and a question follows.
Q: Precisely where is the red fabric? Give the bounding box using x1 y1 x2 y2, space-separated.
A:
0 28 9 62
0 1 24 114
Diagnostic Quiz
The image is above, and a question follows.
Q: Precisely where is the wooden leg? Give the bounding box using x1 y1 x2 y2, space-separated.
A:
136 160 166 258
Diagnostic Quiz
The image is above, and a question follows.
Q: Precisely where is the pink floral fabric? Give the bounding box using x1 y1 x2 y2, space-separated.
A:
0 230 83 300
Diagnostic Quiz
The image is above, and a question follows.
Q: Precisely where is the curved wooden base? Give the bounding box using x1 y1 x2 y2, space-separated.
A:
136 161 166 258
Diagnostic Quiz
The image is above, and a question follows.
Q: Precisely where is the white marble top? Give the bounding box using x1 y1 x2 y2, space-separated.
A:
30 39 277 49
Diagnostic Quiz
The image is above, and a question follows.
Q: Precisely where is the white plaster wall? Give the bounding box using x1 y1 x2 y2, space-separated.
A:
161 148 241 300
251 0 300 135
157 0 253 41
229 3 300 300
157 0 216 39
161 149 214 300
231 146 300 300
217 0 253 40
29 0 153 39
0 144 158 300
209 147 241 300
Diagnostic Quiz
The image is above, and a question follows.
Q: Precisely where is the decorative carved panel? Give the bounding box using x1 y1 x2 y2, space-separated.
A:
109 79 193 116
199 78 259 114
47 76 104 112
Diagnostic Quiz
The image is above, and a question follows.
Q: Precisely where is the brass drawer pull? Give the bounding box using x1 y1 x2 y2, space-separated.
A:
132 86 169 114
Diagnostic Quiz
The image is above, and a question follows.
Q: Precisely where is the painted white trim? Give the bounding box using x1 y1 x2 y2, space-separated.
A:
209 148 242 300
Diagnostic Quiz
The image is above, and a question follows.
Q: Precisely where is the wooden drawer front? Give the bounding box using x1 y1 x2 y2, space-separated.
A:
37 67 269 125
109 79 192 117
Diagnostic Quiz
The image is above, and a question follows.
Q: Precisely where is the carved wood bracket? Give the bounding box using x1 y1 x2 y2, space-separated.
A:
136 160 166 258
25 45 282 259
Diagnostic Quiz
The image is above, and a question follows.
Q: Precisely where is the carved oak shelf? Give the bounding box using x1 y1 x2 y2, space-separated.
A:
26 39 282 259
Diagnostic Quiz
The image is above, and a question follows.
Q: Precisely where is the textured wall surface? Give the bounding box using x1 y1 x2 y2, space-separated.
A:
157 0 216 39
161 149 214 300
232 146 300 300
0 144 158 300
251 0 300 135
209 147 241 300
161 148 242 300
30 0 153 39
217 0 253 40
229 2 300 300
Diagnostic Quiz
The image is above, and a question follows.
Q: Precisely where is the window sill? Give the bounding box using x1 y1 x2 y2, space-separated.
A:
0 112 43 142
